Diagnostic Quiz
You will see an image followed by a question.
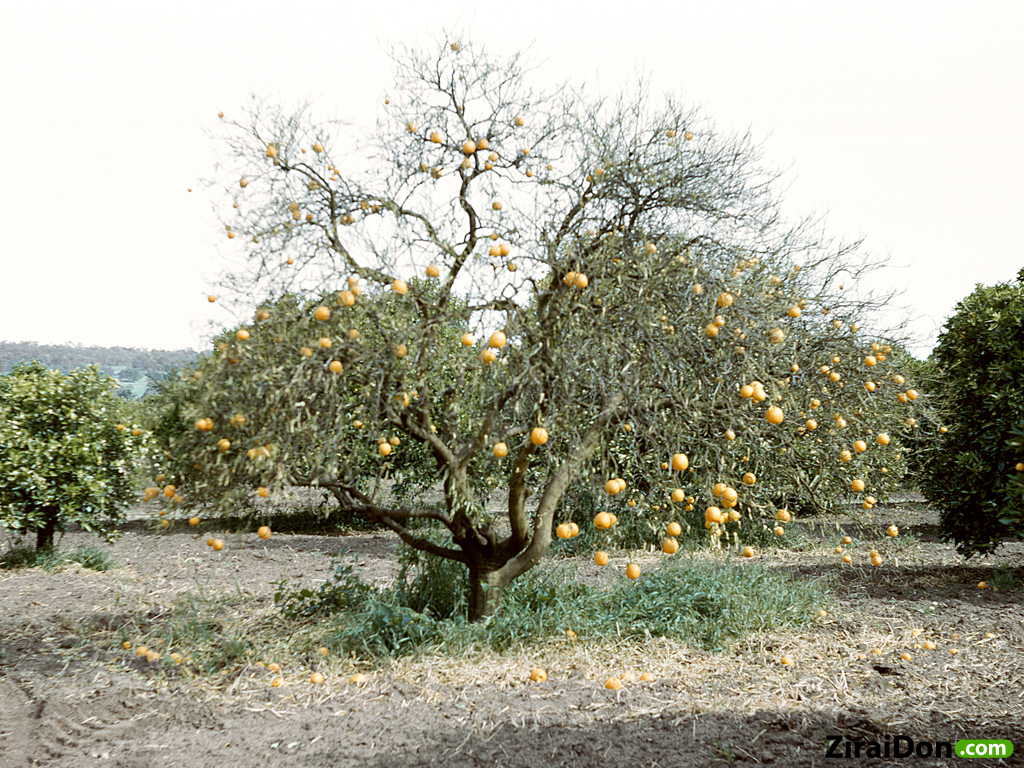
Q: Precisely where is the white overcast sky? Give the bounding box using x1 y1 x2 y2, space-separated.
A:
1 0 1020 358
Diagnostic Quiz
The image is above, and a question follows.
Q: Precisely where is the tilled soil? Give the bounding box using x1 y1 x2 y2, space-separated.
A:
1 503 1022 767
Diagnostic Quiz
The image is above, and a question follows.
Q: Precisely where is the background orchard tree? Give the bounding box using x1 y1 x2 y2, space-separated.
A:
169 39 920 620
919 269 1024 556
0 362 141 550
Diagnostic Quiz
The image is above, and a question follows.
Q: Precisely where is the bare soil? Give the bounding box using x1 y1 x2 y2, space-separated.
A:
1 501 1022 767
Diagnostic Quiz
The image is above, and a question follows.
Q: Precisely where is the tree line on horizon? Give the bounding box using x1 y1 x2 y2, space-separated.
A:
0 341 198 396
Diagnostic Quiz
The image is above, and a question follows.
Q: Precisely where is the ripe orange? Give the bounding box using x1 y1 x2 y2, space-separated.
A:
314 306 331 321
780 656 795 666
529 668 547 683
493 442 509 458
765 406 784 425
378 443 392 456
662 538 679 554
775 508 792 523
236 329 250 341
392 279 408 295
671 453 689 471
426 264 440 278
489 331 507 348
704 506 724 525
742 546 755 558
604 677 623 690
667 521 682 537
461 333 474 346
212 539 224 551
742 472 756 485
189 517 200 526
853 440 868 453
724 429 736 441
705 323 719 337
257 526 272 540
531 427 548 445
556 523 573 539
594 551 609 566
481 348 497 363
851 478 865 492
841 554 852 563
594 512 613 530
394 344 408 358
625 563 641 580
329 361 343 373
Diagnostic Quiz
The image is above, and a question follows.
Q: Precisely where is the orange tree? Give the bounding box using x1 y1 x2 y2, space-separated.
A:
919 270 1024 555
166 40 920 620
0 361 141 550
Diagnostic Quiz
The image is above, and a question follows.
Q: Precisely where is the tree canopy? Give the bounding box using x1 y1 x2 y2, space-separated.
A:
0 361 140 549
157 39 921 620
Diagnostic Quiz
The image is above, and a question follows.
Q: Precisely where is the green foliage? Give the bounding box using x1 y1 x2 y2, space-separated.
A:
280 552 825 658
274 553 380 619
0 543 117 571
0 361 141 549
920 271 1024 556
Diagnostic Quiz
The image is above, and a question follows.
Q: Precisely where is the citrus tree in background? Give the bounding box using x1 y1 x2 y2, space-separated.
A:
919 269 1024 556
0 361 141 550
161 39 921 621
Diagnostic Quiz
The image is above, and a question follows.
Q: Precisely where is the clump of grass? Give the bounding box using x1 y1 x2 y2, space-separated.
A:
280 550 827 660
0 544 117 572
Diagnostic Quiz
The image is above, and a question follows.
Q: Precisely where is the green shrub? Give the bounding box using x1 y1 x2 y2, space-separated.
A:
920 269 1024 555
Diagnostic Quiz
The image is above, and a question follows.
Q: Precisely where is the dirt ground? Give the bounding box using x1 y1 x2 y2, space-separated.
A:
1 501 1022 767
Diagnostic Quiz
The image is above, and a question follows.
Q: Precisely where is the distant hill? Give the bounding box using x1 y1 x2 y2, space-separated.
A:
0 341 200 398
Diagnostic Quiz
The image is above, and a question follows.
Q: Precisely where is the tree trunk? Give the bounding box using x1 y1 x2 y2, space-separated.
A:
467 566 509 623
36 508 58 551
